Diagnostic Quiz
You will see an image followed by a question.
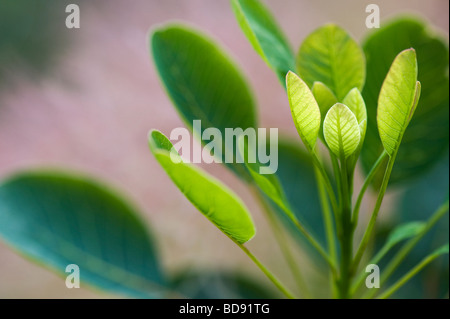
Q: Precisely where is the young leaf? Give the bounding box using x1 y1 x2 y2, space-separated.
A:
151 24 256 181
377 49 420 157
286 71 321 152
361 17 449 186
231 0 295 84
297 24 365 100
312 81 338 139
148 130 256 244
0 171 166 298
323 103 361 159
343 88 367 143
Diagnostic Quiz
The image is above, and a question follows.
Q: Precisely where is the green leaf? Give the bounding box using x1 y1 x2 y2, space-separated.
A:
286 71 321 152
323 103 361 159
361 17 449 185
342 88 367 170
297 24 365 100
0 171 165 298
312 81 338 140
231 0 295 85
343 88 367 143
432 243 449 256
384 222 426 252
171 270 279 299
151 24 257 181
148 130 256 244
377 49 420 157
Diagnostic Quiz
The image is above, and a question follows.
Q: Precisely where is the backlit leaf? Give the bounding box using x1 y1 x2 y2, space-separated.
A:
231 0 295 84
286 71 321 152
377 49 420 156
323 103 361 159
297 24 365 100
312 81 338 140
361 17 449 185
148 130 256 244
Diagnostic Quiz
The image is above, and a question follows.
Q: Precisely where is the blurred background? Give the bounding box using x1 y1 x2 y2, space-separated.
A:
0 0 448 298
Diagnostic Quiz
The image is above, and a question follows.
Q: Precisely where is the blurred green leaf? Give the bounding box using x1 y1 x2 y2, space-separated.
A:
0 0 72 86
377 49 420 157
272 139 329 249
361 17 449 185
384 222 426 251
0 171 165 298
286 71 321 153
237 135 287 210
297 24 365 100
148 130 256 244
151 24 257 181
171 270 279 299
231 0 295 84
323 103 361 159
395 153 449 298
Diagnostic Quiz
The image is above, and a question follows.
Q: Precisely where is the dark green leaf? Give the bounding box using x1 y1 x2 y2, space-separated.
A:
231 0 295 84
0 171 165 298
361 17 449 185
151 24 257 181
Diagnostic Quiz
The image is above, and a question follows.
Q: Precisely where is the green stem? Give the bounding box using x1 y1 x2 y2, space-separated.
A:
352 151 389 229
378 252 445 299
251 187 312 298
330 152 342 211
337 157 353 299
279 203 337 277
363 199 449 299
238 243 296 299
314 166 338 297
352 152 396 273
312 153 339 215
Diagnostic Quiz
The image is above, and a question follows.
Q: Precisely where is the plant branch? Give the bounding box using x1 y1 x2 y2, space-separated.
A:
377 249 447 299
352 152 396 273
237 243 296 299
311 152 339 215
251 187 312 298
363 199 449 299
352 150 389 229
314 166 338 297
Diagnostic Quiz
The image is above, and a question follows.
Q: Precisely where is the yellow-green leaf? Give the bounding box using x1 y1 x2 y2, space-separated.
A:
377 49 421 156
297 24 365 100
323 103 361 159
286 71 321 152
312 81 338 140
343 88 367 144
148 130 256 244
